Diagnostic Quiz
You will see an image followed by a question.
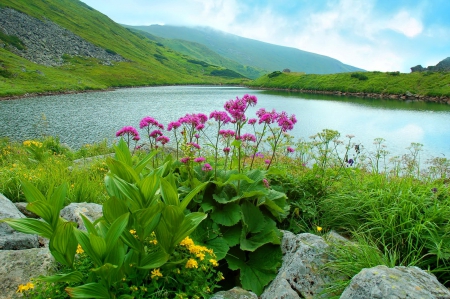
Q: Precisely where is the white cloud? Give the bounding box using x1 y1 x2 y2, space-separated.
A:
386 11 423 38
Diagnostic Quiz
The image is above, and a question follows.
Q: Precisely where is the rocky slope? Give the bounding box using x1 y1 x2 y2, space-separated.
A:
411 57 450 72
0 7 126 66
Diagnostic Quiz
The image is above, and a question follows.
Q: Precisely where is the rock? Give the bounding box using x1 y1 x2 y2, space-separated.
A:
261 231 337 299
0 194 39 250
14 202 39 219
211 287 258 299
340 265 450 299
0 248 55 299
60 202 103 230
411 57 450 73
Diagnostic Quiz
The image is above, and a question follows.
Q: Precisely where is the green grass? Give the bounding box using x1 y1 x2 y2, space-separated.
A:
248 71 450 97
0 0 250 97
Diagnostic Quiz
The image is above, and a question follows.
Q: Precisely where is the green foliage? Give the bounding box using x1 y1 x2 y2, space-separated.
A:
268 71 282 78
210 69 246 78
350 72 368 80
0 29 26 50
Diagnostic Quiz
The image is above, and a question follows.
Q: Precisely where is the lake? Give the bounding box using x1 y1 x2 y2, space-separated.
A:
1 86 449 161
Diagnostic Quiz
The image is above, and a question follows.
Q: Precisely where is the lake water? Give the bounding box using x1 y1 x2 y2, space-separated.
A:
1 86 449 160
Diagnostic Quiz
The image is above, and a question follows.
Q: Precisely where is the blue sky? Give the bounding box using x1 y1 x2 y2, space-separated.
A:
81 0 450 72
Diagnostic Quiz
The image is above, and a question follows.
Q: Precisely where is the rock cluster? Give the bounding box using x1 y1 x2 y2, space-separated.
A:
0 7 126 66
411 57 450 73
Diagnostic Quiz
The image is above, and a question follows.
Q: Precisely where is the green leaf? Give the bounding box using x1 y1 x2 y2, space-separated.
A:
258 189 290 221
160 177 179 206
114 138 132 167
173 212 207 245
205 237 229 260
80 214 98 236
48 183 68 227
49 221 78 267
224 173 254 185
226 244 282 295
180 181 208 210
106 158 139 184
138 248 170 269
240 218 282 252
211 203 241 226
138 174 160 207
105 213 129 251
37 271 84 283
241 201 266 234
20 180 45 203
1 218 53 239
105 174 143 210
221 223 242 247
66 282 111 298
134 203 163 239
102 197 129 225
89 233 107 262
73 229 103 266
134 150 158 174
26 200 54 225
104 240 126 267
155 205 185 253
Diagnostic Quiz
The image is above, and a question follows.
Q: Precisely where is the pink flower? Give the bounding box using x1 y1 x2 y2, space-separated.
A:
187 142 201 150
242 94 258 106
116 126 140 139
156 136 170 145
287 146 295 153
194 133 200 139
194 156 206 163
209 111 231 123
196 124 205 131
263 178 270 188
149 130 163 138
202 163 212 172
223 147 231 154
240 133 256 142
167 121 181 131
139 116 162 129
219 129 235 138
265 159 271 165
248 118 257 125
180 157 190 164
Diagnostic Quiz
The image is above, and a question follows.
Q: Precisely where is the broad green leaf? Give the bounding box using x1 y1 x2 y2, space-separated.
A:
104 240 126 268
105 174 143 210
50 222 78 267
226 244 282 295
114 138 132 167
221 223 242 247
241 202 266 234
26 200 54 225
37 271 84 283
105 213 129 250
160 177 179 206
1 218 53 239
224 173 254 185
205 237 229 260
48 183 67 218
134 203 163 239
211 203 241 226
80 214 98 236
134 150 158 174
106 158 139 184
259 190 290 221
20 180 45 203
173 212 207 245
138 248 170 269
138 174 160 207
73 229 103 266
240 219 281 252
66 282 111 299
89 234 107 262
155 206 184 253
120 230 143 252
102 197 129 225
180 181 208 210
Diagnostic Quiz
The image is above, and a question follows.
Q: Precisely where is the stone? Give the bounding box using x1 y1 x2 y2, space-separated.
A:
0 194 39 250
60 202 103 230
211 287 258 299
261 231 337 299
0 248 55 299
340 265 450 299
14 202 39 219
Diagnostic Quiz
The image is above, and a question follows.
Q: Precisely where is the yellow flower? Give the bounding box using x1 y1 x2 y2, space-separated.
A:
209 259 219 267
151 268 163 279
217 272 225 280
76 244 84 254
16 282 34 293
185 258 198 269
196 252 205 260
150 239 158 245
316 226 323 232
129 229 136 235
180 236 194 247
26 282 34 290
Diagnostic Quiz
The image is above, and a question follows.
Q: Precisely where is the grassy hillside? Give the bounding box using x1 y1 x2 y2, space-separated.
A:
124 26 265 79
248 71 450 97
129 25 365 75
0 0 248 97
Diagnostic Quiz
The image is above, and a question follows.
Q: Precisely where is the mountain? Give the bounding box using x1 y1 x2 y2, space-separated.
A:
411 57 450 72
124 26 266 79
128 25 365 77
0 0 246 97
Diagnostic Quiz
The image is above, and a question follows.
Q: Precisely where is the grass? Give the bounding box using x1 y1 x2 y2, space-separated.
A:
0 0 250 97
248 71 450 97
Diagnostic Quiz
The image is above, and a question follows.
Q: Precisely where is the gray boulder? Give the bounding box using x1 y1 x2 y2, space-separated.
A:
211 287 258 299
0 248 55 299
60 202 103 230
340 265 450 299
14 202 39 219
261 231 336 299
0 194 39 250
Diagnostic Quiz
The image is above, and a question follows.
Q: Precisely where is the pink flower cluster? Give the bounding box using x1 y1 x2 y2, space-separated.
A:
224 94 257 121
139 116 164 130
239 133 256 142
210 110 231 124
219 129 235 138
116 126 140 141
256 108 297 132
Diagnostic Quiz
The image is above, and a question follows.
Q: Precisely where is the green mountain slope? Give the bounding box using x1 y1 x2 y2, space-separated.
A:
124 26 265 79
129 25 365 75
0 0 247 97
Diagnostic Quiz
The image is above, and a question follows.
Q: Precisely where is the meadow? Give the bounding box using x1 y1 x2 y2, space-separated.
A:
1 94 449 298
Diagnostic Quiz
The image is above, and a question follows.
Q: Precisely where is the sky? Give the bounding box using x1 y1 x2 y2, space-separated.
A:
80 0 450 73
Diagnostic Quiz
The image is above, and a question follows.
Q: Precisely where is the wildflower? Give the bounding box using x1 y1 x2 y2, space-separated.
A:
76 244 84 254
149 129 163 138
156 135 170 145
265 159 271 165
287 146 295 153
129 229 136 235
223 147 231 154
150 239 158 245
167 121 181 131
139 116 163 130
219 129 235 138
196 252 205 260
202 163 213 172
185 258 198 269
180 157 190 164
194 156 205 163
431 187 438 193
17 282 34 293
116 126 140 139
347 158 354 166
130 285 138 292
209 110 231 123
209 259 219 267
151 268 163 279
217 272 225 280
180 236 195 247
248 118 257 125
316 226 323 232
263 178 270 188
195 124 205 131
194 133 200 139
187 142 201 150
346 134 355 139
240 133 256 142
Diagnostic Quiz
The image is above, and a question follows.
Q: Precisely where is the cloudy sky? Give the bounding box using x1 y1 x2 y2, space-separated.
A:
81 0 450 73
